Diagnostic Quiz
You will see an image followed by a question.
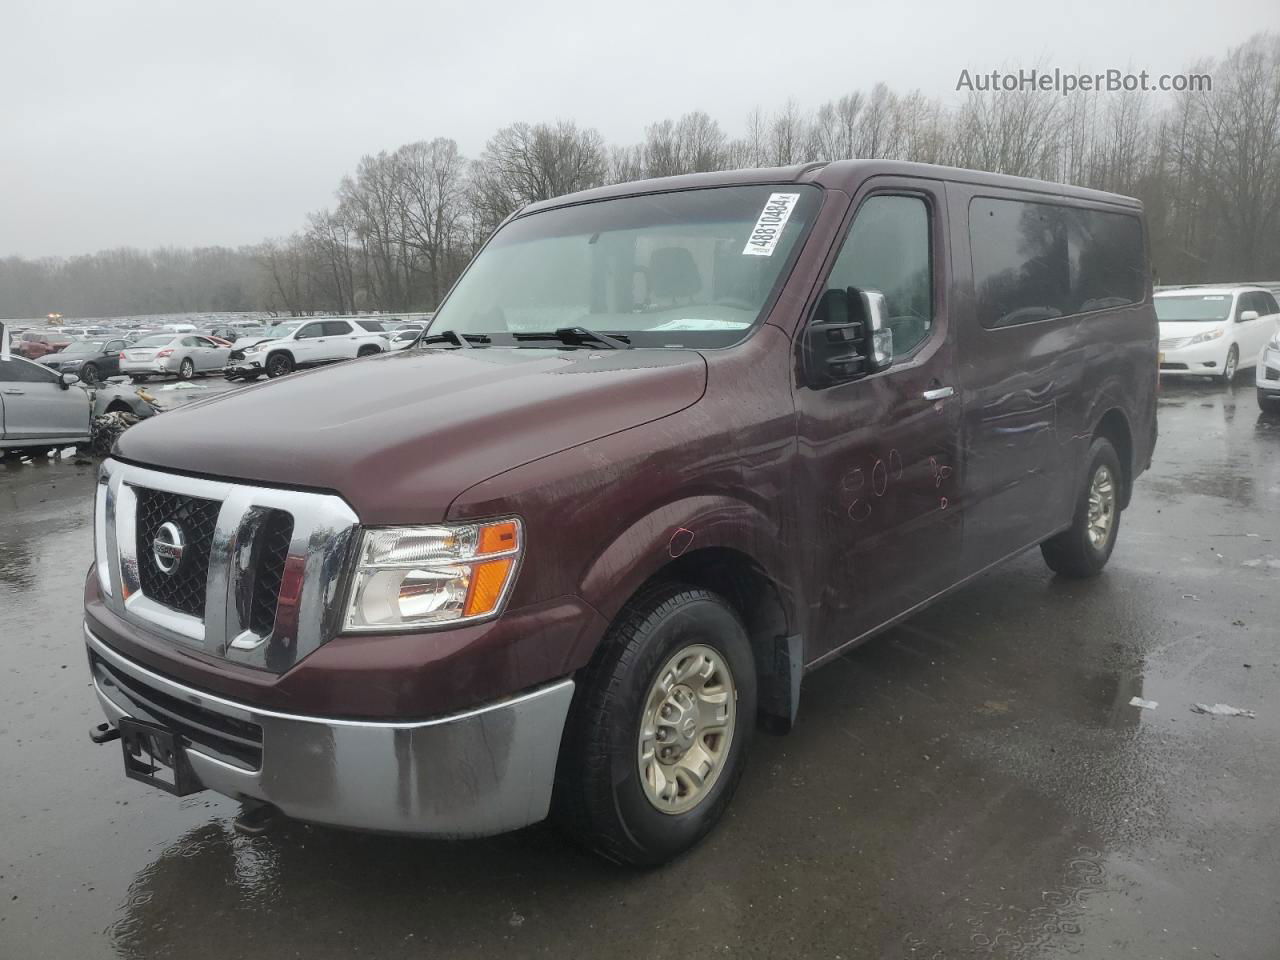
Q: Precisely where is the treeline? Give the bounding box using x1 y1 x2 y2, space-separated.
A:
2 33 1278 320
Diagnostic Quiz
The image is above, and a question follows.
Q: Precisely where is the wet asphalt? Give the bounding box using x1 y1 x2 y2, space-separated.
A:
2 376 1278 960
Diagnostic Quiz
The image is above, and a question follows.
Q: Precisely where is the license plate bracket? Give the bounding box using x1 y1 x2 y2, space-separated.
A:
118 718 202 796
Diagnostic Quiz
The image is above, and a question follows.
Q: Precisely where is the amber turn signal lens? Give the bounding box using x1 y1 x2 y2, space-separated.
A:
464 557 514 617
478 520 519 556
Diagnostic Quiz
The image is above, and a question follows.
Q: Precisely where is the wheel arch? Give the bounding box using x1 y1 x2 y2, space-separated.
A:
1092 407 1135 508
578 497 804 731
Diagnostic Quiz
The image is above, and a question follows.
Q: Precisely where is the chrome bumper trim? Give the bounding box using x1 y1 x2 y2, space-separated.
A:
87 625 575 837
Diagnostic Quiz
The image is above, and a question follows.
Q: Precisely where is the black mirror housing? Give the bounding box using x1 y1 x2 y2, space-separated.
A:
804 287 894 386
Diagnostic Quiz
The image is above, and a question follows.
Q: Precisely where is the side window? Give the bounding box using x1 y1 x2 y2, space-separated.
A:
0 357 59 384
825 195 933 354
1239 292 1267 318
323 321 354 336
294 324 322 340
971 198 1144 328
1262 293 1280 316
972 198 1069 327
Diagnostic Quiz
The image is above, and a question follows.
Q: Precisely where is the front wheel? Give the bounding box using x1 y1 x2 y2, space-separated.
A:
1041 436 1122 578
1218 345 1239 383
553 582 756 866
1260 388 1280 414
80 363 99 385
265 353 293 378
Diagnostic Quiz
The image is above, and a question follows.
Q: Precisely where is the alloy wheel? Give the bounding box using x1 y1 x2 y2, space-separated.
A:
1087 464 1116 549
637 643 736 815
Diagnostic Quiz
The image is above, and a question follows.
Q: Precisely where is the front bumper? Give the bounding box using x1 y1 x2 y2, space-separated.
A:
86 624 575 837
1158 338 1230 376
224 359 264 377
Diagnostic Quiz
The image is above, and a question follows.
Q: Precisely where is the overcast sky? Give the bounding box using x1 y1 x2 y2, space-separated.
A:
3 0 1277 258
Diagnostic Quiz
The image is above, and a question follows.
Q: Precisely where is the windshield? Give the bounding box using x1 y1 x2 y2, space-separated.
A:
428 185 822 348
263 322 303 338
1154 294 1232 322
61 340 106 355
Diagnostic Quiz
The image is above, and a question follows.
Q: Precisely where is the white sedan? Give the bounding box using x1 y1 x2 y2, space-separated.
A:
119 334 232 381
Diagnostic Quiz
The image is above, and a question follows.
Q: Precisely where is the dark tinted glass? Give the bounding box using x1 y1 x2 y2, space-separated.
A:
323 321 353 336
826 195 933 353
972 198 1143 328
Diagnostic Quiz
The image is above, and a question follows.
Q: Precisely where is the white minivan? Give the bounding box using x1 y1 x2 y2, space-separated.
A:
1156 286 1280 382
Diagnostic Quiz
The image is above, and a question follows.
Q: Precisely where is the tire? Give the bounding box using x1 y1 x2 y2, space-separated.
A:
266 353 293 378
1260 388 1280 414
357 345 381 358
80 363 99 385
132 374 148 383
553 582 756 866
179 358 194 380
1217 345 1239 383
1041 436 1123 579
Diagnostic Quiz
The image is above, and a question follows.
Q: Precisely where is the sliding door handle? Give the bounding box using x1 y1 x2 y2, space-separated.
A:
922 386 954 401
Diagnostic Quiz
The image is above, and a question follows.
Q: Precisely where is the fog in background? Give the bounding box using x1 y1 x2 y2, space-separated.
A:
4 0 1277 256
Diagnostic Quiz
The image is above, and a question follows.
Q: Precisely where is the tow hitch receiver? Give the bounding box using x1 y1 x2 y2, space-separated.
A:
118 717 203 796
89 722 120 744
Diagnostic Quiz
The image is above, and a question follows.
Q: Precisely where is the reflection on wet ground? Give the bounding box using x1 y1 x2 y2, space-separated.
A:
2 378 1278 959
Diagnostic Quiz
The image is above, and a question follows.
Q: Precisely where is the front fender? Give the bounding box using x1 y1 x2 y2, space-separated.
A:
579 495 801 628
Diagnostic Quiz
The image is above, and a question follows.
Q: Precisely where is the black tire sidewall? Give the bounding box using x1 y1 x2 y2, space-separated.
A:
602 593 757 863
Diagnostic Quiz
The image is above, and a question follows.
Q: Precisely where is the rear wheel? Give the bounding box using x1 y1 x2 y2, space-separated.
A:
553 582 756 865
266 353 293 378
1217 345 1239 383
1041 437 1122 578
179 358 194 380
357 345 381 358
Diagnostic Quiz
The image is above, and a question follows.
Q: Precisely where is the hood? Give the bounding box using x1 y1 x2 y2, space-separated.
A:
115 346 708 524
232 336 274 349
1158 320 1224 340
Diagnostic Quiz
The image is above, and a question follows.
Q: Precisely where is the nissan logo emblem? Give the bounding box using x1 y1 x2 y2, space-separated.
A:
152 521 186 575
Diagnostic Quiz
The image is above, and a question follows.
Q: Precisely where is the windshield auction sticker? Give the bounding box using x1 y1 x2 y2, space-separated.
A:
743 193 801 256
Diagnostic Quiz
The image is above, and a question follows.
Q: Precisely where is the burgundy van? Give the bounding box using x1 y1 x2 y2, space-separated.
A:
86 161 1157 864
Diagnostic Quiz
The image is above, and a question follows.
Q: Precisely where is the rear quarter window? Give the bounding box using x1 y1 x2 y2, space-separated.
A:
971 197 1145 328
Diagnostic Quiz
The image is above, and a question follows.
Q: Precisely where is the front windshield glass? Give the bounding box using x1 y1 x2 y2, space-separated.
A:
429 185 822 348
263 322 302 338
61 340 105 355
1154 294 1232 322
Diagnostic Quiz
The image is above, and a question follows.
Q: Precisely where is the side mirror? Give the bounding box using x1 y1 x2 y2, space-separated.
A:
60 371 81 388
1239 310 1259 322
804 287 894 386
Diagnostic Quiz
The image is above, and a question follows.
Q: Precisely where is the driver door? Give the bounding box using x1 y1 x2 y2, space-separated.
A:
794 181 963 659
0 356 91 441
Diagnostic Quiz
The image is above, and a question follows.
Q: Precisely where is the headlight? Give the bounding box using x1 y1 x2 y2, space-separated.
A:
1187 328 1225 346
343 518 522 630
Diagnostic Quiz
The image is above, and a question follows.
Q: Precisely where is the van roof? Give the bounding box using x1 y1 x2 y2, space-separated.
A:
520 159 1142 217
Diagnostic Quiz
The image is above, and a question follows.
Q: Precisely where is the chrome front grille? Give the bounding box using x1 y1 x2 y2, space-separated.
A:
94 458 360 673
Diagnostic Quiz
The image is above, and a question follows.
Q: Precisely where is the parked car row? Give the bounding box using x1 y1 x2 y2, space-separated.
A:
1155 284 1280 409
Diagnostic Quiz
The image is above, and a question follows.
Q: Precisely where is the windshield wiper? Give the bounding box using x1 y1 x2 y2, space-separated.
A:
415 330 489 349
512 327 632 350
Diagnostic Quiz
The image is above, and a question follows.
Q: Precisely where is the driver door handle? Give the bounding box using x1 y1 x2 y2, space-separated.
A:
922 385 954 401
2 388 23 395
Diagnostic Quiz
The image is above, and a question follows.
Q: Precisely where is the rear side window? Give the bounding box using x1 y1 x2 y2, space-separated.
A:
323 321 354 336
356 320 386 332
971 198 1144 328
